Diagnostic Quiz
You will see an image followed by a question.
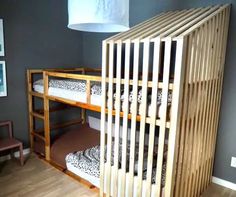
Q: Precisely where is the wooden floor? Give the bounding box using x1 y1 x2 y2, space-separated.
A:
0 154 235 197
0 154 98 197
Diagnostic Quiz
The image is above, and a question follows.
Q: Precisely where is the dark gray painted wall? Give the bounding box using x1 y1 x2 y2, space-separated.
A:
0 0 83 147
81 0 236 184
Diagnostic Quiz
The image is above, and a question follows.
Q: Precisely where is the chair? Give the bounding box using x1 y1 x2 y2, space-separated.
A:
0 121 24 165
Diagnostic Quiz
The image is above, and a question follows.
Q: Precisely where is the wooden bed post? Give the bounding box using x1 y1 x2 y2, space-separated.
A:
43 71 50 161
27 70 34 152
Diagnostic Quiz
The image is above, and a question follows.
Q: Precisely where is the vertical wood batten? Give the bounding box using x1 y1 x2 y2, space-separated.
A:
193 23 208 197
165 36 187 197
174 34 191 197
179 32 196 197
136 39 150 196
188 25 204 197
113 41 122 197
128 39 140 197
184 28 199 197
202 16 216 191
154 38 172 197
106 41 115 196
198 19 213 194
209 7 230 184
205 13 221 187
100 41 108 196
145 37 161 197
120 40 131 197
43 71 50 161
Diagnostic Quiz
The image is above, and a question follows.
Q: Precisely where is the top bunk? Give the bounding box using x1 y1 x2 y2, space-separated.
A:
27 67 174 128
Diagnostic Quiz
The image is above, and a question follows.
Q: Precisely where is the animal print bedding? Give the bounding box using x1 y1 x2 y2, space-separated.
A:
34 79 102 96
65 143 167 186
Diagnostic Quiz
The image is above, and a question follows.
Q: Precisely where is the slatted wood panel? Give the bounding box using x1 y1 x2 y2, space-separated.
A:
100 4 230 197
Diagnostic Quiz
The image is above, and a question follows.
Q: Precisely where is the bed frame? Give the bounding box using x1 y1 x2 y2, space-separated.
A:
27 4 230 197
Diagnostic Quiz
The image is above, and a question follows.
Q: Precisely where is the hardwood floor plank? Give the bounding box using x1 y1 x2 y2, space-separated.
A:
0 154 98 197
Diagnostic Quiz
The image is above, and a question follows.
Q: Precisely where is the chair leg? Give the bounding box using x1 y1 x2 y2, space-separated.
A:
19 144 24 166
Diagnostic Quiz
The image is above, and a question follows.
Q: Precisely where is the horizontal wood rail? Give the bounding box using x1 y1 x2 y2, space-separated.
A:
46 95 170 128
30 112 45 120
34 119 83 134
45 71 173 90
34 104 70 115
31 131 45 141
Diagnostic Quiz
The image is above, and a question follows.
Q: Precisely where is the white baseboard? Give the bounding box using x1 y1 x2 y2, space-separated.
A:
0 148 30 162
212 176 236 191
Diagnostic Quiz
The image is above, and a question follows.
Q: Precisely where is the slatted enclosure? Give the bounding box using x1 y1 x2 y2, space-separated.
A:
100 4 230 197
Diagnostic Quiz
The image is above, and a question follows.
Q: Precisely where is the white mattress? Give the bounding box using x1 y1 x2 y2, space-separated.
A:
34 84 101 106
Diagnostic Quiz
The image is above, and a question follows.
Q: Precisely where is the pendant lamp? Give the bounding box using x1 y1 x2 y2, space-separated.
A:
68 0 129 32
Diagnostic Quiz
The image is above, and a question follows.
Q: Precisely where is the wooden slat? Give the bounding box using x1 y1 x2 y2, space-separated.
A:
120 40 131 197
145 37 161 197
154 38 172 197
192 23 208 197
208 6 230 187
30 91 44 98
174 34 192 197
31 131 45 141
100 41 108 196
170 5 219 38
127 39 140 197
178 32 195 197
30 112 45 120
136 39 150 196
105 41 115 196
107 11 173 41
112 41 122 197
45 71 173 90
179 4 229 37
165 37 187 197
148 8 200 39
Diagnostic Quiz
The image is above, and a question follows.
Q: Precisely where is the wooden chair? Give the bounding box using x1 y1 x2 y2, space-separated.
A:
0 121 24 165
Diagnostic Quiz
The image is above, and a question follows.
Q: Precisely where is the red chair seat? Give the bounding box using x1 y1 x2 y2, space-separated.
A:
0 138 22 151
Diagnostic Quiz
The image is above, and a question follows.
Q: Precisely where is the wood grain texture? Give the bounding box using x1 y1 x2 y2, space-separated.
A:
0 154 98 197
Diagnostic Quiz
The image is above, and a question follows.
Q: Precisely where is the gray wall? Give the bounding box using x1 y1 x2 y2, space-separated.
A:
81 0 236 184
0 0 83 147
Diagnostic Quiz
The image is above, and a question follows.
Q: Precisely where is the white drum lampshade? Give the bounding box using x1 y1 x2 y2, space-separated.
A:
68 0 129 32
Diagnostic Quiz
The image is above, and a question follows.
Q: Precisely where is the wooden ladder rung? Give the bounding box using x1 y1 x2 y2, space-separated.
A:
30 91 44 98
30 112 45 120
31 131 45 141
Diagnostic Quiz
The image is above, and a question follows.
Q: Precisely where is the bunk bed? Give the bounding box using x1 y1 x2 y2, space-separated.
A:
27 4 230 197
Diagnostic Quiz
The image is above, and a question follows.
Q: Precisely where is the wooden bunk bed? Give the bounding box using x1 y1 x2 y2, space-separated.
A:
27 4 230 197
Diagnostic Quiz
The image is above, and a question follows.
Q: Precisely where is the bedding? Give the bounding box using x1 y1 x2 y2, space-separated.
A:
33 79 172 118
66 142 167 187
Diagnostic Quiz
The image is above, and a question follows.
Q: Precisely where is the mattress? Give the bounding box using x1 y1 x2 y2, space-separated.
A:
33 79 101 105
66 143 167 195
33 79 172 118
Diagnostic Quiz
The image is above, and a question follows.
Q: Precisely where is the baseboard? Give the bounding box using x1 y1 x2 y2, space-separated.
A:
0 148 30 162
212 176 236 191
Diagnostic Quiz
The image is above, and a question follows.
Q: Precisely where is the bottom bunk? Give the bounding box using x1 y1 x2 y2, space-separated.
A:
34 123 100 168
66 141 167 196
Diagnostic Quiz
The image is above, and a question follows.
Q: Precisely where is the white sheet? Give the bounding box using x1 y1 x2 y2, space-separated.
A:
33 84 101 105
66 163 164 197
